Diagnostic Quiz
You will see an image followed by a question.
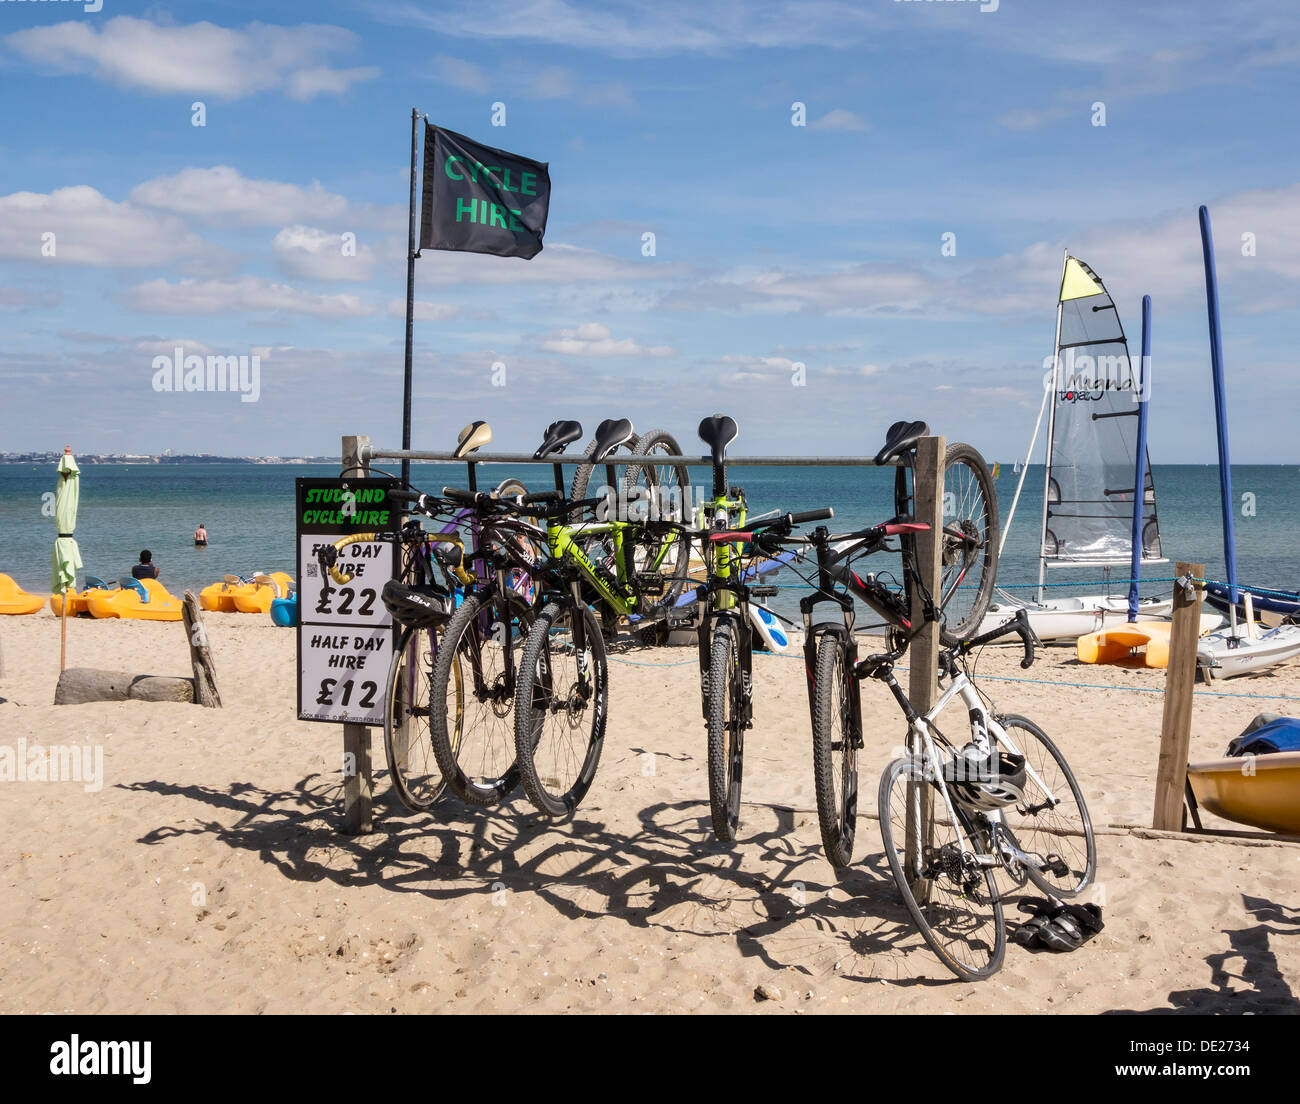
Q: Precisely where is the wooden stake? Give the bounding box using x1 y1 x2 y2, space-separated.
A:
906 436 946 904
182 590 221 708
1153 562 1204 831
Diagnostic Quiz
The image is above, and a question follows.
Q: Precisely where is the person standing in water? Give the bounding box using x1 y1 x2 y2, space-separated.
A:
194 524 208 547
132 550 160 580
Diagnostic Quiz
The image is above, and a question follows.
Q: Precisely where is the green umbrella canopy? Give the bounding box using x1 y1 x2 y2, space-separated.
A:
51 449 83 595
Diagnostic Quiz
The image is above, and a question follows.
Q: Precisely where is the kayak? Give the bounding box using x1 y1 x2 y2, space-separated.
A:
86 578 183 621
978 594 1174 642
1187 750 1300 834
0 573 44 615
1076 613 1224 668
231 572 294 614
48 576 114 616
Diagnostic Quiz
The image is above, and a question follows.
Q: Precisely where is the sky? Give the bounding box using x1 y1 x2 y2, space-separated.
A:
2 0 1299 462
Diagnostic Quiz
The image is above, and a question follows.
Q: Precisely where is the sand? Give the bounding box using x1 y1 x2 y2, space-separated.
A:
1 607 1298 1014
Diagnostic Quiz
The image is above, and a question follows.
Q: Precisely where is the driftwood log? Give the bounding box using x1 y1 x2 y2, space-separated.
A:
53 590 222 707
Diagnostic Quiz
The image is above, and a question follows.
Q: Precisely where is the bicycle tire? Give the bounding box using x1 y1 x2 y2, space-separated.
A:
938 442 999 641
811 632 857 867
514 599 609 817
623 428 693 614
384 624 450 812
429 590 533 807
706 617 744 842
569 432 639 507
878 756 1005 981
995 714 1096 898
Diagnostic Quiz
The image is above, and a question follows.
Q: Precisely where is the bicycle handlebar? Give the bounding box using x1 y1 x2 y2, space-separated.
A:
956 607 1039 669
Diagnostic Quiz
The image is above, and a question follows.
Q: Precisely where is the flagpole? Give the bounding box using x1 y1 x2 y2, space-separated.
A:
401 107 421 488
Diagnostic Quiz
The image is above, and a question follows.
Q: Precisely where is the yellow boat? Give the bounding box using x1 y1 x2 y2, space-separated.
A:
0 573 45 615
230 572 294 614
200 574 259 612
1187 751 1300 834
1076 613 1224 668
86 578 183 621
49 576 114 616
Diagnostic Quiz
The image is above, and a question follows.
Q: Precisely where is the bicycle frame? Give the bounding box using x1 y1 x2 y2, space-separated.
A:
881 663 1064 879
695 487 753 723
541 516 649 618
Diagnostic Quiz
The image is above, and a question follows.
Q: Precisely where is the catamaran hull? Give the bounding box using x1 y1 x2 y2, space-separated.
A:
1197 624 1300 680
976 594 1173 641
1204 581 1300 620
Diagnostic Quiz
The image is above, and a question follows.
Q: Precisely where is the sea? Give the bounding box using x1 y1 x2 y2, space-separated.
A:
2 462 1297 620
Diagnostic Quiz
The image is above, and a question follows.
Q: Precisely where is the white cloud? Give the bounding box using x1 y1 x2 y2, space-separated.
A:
418 242 685 286
540 322 674 358
0 186 212 268
386 299 464 322
810 109 869 132
128 276 377 318
433 54 490 93
273 225 376 281
530 66 576 99
5 16 378 100
131 166 350 226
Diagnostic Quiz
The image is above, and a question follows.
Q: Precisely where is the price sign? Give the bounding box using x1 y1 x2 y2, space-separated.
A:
295 477 399 724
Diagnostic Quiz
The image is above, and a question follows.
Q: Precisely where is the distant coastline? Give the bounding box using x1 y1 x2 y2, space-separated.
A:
0 453 334 466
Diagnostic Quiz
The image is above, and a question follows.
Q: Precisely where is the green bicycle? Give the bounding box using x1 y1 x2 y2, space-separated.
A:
512 418 693 816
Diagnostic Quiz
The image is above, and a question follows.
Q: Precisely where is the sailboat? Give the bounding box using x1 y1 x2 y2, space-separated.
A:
1194 206 1300 680
977 253 1176 640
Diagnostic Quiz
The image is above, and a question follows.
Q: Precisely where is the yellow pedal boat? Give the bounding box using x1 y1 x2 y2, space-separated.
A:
0 574 45 615
86 578 183 621
231 572 295 614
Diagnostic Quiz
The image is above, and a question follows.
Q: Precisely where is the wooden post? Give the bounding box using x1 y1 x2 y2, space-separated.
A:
182 591 221 707
906 436 945 902
1153 562 1204 831
340 434 373 835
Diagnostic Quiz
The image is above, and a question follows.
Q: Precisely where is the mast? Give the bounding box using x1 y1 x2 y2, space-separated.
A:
1127 295 1152 622
1199 206 1238 606
1036 248 1069 602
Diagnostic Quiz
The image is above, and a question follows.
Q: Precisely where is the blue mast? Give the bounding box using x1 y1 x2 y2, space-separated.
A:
1127 294 1151 622
1198 205 1238 604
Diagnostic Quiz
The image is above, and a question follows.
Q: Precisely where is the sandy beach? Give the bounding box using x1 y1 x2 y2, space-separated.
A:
1 608 1297 1015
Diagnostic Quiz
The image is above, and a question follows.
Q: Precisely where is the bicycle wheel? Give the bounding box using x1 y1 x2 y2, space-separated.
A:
384 624 450 811
570 432 638 508
939 442 999 641
514 599 609 817
995 714 1096 898
706 617 745 842
429 590 534 807
622 429 693 613
812 632 857 867
879 756 1005 981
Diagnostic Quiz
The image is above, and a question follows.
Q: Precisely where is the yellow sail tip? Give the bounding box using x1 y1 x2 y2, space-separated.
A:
1060 256 1104 302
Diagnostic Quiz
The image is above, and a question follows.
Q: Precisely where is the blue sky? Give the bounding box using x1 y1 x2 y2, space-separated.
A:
2 0 1299 462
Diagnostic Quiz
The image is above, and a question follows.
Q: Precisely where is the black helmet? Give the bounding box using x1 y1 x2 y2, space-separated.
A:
944 750 1027 812
381 579 453 628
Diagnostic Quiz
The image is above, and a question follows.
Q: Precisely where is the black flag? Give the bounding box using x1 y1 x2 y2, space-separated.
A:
419 124 550 260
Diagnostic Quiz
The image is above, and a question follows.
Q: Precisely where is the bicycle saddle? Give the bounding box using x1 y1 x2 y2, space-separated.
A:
698 414 739 466
453 420 492 459
589 418 634 462
874 419 929 465
534 419 583 459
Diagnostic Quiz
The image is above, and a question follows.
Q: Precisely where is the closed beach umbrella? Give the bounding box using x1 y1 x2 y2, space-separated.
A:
51 447 83 595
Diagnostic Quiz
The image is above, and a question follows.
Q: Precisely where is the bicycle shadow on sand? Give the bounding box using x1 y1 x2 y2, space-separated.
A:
124 772 959 986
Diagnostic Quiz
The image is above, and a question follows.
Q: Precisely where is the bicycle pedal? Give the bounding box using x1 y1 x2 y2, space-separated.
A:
636 573 667 595
750 585 778 598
